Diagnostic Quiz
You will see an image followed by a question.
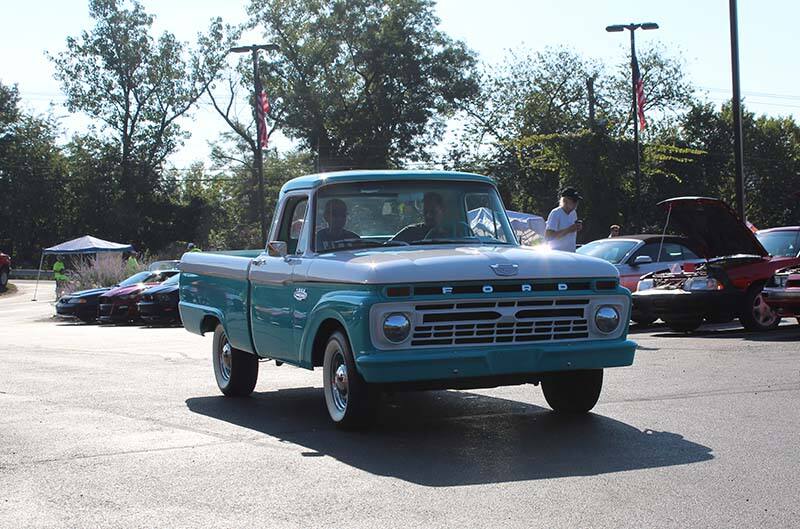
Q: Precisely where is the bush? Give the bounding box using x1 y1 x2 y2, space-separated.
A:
65 254 148 294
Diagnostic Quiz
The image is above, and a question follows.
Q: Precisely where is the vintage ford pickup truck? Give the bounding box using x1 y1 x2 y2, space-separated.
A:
179 170 636 428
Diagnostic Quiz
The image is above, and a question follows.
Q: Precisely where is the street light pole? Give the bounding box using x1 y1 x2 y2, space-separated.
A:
728 0 746 222
229 43 279 246
606 22 658 231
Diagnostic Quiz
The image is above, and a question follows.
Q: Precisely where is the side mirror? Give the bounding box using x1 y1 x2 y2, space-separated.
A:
633 255 653 266
267 241 287 258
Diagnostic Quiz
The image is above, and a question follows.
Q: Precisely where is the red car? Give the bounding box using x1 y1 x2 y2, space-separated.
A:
763 266 800 323
632 197 800 332
98 269 178 323
0 252 10 291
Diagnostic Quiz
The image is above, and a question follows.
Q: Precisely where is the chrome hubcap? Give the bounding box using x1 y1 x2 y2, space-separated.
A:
330 351 348 413
752 293 777 326
219 340 232 382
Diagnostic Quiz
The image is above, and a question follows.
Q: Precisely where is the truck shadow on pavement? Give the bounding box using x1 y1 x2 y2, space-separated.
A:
186 388 713 487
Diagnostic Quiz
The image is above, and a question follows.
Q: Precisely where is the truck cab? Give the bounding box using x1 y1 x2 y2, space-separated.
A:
179 170 636 428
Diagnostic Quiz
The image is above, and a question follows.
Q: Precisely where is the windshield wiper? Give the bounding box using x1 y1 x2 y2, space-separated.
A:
409 238 484 245
324 239 409 251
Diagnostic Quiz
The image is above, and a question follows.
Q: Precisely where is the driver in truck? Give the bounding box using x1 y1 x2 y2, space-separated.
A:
393 191 469 242
316 198 360 251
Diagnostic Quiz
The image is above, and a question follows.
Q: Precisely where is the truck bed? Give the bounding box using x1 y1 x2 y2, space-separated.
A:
179 250 259 353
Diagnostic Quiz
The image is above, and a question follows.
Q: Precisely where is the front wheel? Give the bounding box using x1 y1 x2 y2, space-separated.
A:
322 330 374 429
541 369 603 413
0 267 8 290
212 324 258 397
739 284 781 331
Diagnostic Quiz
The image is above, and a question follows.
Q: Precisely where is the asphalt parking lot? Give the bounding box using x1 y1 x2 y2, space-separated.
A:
1 280 799 528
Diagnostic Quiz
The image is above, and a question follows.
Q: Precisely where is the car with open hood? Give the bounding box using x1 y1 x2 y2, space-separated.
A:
763 265 800 323
577 234 703 325
137 273 181 324
179 170 637 428
97 269 178 324
632 197 800 332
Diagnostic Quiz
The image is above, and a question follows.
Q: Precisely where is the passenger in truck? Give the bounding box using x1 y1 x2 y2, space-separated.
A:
316 198 360 251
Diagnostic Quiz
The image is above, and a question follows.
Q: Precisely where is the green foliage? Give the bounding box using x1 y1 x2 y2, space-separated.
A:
3 3 800 262
247 0 479 169
0 85 70 263
193 141 314 250
50 0 231 169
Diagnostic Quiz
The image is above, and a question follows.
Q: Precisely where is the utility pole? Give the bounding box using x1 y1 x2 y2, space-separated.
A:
629 29 643 231
229 43 279 246
606 22 659 231
729 0 746 221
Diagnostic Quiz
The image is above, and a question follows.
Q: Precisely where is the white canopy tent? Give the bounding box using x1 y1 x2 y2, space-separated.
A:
32 235 134 301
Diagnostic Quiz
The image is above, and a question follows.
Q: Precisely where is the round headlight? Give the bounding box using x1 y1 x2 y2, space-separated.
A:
383 313 411 343
637 278 654 292
595 305 620 334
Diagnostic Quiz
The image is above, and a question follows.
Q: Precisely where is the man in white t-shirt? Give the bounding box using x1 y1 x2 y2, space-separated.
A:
545 187 583 252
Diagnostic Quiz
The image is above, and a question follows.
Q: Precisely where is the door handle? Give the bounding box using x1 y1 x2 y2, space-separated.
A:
252 257 267 266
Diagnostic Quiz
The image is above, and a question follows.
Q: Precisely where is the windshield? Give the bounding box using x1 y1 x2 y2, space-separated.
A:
119 271 153 286
119 270 177 287
576 239 639 264
756 230 799 257
313 181 515 252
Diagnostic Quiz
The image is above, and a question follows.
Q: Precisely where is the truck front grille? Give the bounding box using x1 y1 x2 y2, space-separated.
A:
410 298 590 347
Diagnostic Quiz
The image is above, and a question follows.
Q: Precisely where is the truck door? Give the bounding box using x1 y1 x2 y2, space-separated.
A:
249 195 308 361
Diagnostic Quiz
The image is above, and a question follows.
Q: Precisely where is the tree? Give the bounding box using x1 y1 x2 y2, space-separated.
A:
48 0 234 251
450 44 696 238
202 135 314 250
246 0 479 169
0 82 69 263
50 0 230 172
604 43 695 137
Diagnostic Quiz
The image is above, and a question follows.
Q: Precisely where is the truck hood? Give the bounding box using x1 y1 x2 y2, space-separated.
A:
658 197 768 258
306 245 619 284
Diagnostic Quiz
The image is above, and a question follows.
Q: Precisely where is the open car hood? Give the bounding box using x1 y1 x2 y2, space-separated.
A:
658 197 768 259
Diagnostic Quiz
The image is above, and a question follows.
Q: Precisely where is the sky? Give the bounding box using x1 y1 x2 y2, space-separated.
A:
2 0 800 169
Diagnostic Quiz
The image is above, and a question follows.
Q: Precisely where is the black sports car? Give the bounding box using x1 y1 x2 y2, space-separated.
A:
55 287 110 323
137 274 181 324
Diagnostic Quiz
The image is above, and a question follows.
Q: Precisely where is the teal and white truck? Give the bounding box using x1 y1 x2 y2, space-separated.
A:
179 170 636 428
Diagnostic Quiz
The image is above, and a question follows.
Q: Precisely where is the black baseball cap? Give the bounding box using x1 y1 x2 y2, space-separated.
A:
560 187 583 200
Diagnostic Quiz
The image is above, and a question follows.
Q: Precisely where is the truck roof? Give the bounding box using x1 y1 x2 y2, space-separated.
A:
281 169 495 193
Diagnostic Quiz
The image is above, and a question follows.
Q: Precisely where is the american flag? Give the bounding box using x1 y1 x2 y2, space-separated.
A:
256 91 270 148
632 51 646 130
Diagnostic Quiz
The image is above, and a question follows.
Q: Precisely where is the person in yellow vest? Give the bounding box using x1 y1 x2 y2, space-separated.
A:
187 243 201 253
53 256 68 298
126 253 139 275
